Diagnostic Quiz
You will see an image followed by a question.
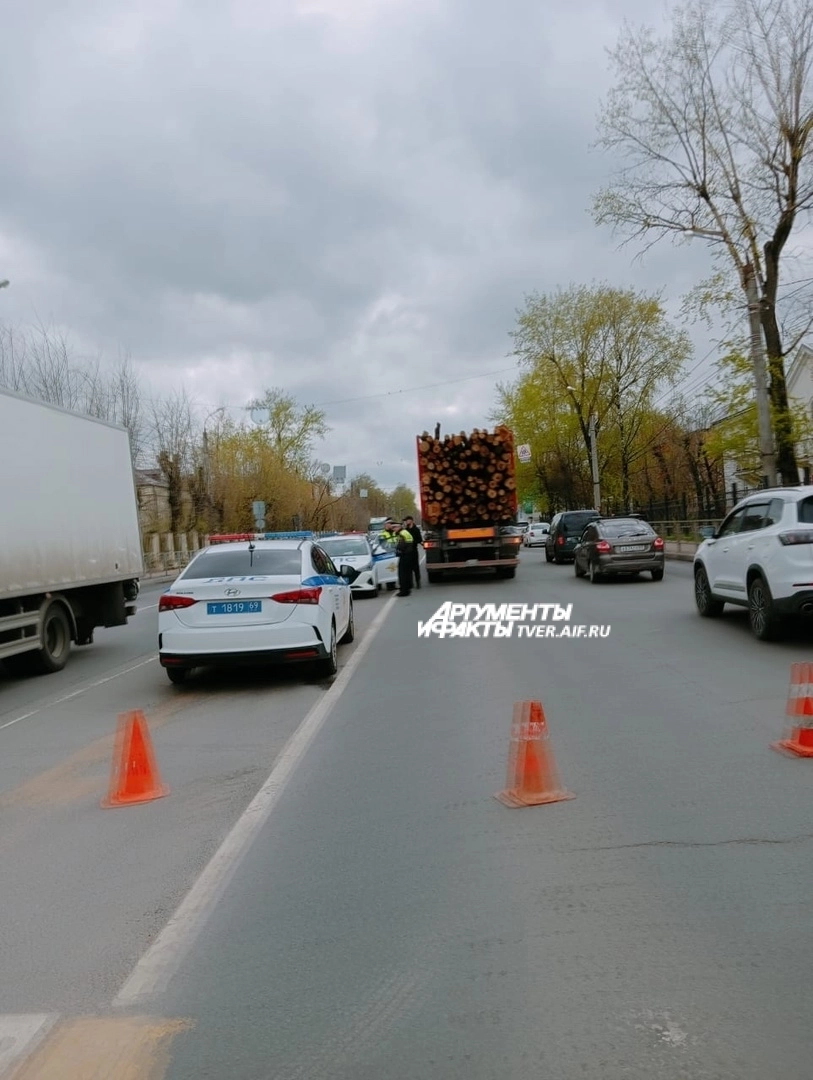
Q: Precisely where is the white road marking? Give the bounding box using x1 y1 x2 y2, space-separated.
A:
113 594 397 1008
0 1014 58 1076
0 657 157 733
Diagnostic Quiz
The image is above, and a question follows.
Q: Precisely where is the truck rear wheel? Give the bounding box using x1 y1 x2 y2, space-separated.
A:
427 571 443 584
496 567 516 579
33 602 73 673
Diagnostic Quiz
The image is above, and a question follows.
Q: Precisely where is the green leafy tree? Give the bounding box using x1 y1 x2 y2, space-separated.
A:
508 284 689 509
703 351 813 484
247 388 329 473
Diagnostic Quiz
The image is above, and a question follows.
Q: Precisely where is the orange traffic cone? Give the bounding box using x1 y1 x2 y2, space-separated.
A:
772 663 813 758
102 710 169 807
495 701 575 807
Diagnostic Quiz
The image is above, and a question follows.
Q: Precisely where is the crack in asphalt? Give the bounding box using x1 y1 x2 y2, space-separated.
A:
570 833 813 852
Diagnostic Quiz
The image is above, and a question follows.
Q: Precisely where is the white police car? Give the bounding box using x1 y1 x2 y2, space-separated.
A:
317 534 381 597
158 538 357 683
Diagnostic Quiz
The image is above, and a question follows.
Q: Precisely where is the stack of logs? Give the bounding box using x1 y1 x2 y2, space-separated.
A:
417 426 518 526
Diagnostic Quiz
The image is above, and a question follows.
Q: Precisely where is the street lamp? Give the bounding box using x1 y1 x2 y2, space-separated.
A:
566 386 601 511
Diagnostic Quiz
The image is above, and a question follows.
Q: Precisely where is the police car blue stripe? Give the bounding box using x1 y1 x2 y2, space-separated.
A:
302 574 347 586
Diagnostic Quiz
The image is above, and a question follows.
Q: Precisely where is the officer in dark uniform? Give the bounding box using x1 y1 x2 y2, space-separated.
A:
402 515 423 588
381 518 414 596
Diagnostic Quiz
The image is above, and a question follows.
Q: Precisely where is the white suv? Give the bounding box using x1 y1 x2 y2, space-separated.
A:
693 487 813 640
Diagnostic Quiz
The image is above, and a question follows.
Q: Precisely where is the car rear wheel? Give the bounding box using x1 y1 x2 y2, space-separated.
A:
651 568 664 581
589 560 602 583
748 575 781 641
574 558 585 578
339 602 355 644
694 566 724 617
545 549 553 563
166 666 189 685
318 622 338 677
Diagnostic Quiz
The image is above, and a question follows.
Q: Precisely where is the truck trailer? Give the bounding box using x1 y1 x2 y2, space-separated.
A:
0 387 143 676
416 425 523 581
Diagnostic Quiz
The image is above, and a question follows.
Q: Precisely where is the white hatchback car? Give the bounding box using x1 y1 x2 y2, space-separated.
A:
158 539 356 683
523 523 550 547
693 486 813 640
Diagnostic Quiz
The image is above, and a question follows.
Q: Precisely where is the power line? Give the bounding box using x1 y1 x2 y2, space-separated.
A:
307 367 519 408
102 364 520 416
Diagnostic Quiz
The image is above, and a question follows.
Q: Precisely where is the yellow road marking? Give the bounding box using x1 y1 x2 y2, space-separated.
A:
11 1017 192 1080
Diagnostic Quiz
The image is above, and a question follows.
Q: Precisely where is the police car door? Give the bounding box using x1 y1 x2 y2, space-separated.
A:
314 545 346 627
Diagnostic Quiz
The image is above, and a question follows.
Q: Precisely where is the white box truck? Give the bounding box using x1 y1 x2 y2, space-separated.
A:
0 387 143 675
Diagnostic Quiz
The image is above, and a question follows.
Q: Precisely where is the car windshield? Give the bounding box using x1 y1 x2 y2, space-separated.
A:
180 548 302 579
319 539 370 558
600 522 654 538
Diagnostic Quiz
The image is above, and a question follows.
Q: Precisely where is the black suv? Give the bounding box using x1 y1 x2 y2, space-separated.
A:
545 509 601 563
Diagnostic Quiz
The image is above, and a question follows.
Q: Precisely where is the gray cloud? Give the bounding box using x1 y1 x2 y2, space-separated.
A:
0 0 714 496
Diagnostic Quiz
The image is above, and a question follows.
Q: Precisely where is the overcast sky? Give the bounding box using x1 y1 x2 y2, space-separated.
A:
0 0 718 494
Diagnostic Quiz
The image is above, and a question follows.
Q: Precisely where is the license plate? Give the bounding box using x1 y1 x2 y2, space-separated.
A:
207 601 262 615
618 545 647 553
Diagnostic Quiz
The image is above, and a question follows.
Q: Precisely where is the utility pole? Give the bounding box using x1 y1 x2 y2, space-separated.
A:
744 262 777 487
589 414 601 512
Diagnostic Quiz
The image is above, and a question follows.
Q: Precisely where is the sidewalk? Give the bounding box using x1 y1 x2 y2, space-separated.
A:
664 540 697 563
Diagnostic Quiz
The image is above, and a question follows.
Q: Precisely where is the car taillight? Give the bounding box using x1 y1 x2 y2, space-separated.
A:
158 594 197 612
779 530 813 546
653 537 664 550
271 587 322 604
595 540 611 553
556 535 564 545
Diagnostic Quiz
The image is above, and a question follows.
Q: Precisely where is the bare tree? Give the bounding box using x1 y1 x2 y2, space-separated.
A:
150 389 196 535
594 0 813 484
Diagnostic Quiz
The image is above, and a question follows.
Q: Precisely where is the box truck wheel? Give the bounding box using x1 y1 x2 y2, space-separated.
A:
496 566 516 579
427 570 443 583
35 602 73 673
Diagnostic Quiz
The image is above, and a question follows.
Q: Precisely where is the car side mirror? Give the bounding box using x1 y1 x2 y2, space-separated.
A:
339 564 359 581
698 525 715 540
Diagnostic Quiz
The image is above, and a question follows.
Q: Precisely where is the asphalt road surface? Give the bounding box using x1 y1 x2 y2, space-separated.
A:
3 555 813 1078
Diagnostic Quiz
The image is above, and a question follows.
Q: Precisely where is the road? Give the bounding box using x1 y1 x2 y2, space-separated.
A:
2 555 813 1078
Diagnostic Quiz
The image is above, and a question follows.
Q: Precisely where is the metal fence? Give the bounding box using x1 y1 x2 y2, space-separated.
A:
639 483 774 524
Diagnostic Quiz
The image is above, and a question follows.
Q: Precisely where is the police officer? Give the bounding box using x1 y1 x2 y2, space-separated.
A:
380 518 414 596
402 515 423 588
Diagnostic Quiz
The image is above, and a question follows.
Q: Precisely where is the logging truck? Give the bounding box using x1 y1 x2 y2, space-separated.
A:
416 425 523 582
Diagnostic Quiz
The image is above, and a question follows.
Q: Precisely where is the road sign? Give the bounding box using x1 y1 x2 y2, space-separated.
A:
332 465 346 482
360 489 368 498
517 444 532 463
254 518 266 531
252 501 266 518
